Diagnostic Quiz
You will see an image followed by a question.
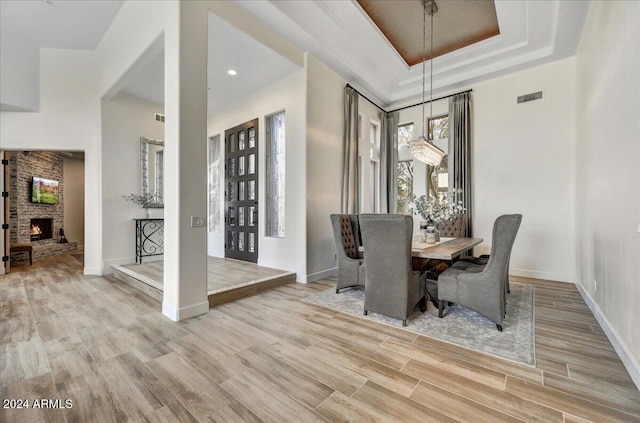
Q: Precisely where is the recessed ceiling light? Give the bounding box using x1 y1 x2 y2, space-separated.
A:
227 69 237 76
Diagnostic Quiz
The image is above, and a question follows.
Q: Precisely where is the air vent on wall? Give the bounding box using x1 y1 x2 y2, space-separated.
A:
155 113 165 123
517 91 543 104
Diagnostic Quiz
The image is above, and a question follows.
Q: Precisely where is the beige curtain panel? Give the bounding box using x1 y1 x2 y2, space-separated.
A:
380 110 399 213
449 92 473 237
342 87 360 214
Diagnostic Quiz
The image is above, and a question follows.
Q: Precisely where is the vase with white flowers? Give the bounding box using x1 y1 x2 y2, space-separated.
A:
411 189 466 243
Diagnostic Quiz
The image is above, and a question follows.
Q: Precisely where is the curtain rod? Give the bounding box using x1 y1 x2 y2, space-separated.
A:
345 84 386 113
388 89 473 113
345 83 472 114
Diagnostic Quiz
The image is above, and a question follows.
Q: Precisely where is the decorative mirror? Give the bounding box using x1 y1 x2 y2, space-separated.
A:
140 136 164 208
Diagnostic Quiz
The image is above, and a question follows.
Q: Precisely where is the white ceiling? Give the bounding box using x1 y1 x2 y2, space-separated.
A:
1 0 590 111
0 0 123 50
119 12 302 111
120 50 165 106
205 12 302 113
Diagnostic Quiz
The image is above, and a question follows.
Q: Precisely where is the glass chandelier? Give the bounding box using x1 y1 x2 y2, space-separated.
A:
408 0 444 167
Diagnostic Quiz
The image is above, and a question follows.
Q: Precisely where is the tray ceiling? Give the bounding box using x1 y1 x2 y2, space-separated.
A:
357 0 500 66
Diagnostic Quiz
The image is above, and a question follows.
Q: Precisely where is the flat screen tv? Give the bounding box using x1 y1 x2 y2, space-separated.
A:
31 176 59 204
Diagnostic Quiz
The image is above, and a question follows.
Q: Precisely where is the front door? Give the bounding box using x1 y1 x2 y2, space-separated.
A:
224 119 258 262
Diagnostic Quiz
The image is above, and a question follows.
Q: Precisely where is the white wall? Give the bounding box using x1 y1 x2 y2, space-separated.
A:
208 69 307 281
0 36 39 112
0 48 102 274
63 157 85 246
575 0 640 386
305 54 346 281
101 93 164 270
472 57 577 283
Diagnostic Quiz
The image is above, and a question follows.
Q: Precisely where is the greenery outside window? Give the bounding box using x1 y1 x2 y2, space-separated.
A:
208 135 221 232
397 160 414 215
398 123 414 147
428 114 448 141
266 111 286 238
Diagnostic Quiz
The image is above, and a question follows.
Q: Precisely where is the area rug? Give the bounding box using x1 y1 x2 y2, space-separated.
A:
304 281 535 366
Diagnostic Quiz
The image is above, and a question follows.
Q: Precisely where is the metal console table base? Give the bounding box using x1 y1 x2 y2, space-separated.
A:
134 218 164 264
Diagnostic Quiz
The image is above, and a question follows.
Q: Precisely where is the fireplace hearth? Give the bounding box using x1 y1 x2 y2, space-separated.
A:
30 218 53 241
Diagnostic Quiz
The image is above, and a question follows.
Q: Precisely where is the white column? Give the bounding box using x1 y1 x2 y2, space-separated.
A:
162 0 209 321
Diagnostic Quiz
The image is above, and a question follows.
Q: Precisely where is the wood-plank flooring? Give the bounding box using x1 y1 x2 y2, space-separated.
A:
1 254 638 422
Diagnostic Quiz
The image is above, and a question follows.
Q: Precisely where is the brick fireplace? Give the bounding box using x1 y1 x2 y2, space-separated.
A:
8 151 78 264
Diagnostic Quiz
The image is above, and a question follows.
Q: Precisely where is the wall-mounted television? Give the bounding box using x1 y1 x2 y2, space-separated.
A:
31 176 59 204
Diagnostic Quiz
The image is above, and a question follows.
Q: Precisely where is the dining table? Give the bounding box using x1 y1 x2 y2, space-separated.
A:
411 236 483 270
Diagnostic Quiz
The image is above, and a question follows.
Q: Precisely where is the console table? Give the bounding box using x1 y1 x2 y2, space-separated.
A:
133 218 164 263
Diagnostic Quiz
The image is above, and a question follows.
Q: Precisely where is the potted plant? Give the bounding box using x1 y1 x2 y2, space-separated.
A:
122 191 159 218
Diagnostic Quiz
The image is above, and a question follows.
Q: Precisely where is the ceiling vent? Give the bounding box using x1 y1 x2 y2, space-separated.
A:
517 91 542 104
155 113 165 123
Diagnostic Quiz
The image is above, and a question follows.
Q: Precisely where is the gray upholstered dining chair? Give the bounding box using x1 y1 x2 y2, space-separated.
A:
330 214 366 293
420 214 466 289
436 214 464 237
437 214 522 331
359 214 426 326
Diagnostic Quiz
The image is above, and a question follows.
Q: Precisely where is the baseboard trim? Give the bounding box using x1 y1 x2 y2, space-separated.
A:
307 266 337 283
510 268 573 283
576 282 640 390
162 300 209 321
83 266 103 276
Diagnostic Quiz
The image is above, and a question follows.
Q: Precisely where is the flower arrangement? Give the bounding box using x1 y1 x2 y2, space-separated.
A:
412 189 466 225
122 191 159 208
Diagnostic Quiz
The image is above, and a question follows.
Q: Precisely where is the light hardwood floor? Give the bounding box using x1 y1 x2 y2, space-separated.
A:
1 254 638 422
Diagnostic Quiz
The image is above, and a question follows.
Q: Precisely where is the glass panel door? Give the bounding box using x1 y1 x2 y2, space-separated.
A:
224 119 259 262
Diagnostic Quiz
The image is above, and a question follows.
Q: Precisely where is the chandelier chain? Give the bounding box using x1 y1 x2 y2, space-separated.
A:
429 0 434 132
421 0 426 139
408 0 444 167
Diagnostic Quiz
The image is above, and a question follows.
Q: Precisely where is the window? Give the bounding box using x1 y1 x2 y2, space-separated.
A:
155 150 164 203
398 123 414 147
428 114 448 140
397 123 415 214
266 111 286 237
359 119 381 212
369 121 380 212
208 135 221 232
370 160 379 213
370 120 380 148
428 115 449 197
397 160 414 214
